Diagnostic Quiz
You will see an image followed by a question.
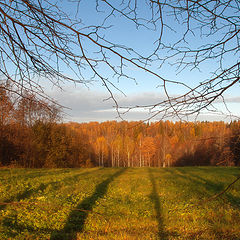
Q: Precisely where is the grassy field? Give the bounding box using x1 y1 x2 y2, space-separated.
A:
0 167 240 240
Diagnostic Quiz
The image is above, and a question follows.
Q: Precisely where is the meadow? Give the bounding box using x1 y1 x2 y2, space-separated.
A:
0 167 240 240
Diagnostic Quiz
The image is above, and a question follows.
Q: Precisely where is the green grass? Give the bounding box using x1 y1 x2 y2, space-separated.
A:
0 167 240 239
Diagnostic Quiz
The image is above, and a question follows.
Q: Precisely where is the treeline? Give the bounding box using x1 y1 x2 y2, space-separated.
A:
64 120 240 167
1 86 240 168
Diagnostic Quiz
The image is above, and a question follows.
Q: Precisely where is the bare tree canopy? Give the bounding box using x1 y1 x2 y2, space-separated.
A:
0 0 240 120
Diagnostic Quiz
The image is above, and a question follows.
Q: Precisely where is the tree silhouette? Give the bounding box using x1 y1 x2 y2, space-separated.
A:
0 0 239 119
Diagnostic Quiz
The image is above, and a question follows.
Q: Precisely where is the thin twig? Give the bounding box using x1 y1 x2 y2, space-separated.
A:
200 175 240 204
0 201 104 216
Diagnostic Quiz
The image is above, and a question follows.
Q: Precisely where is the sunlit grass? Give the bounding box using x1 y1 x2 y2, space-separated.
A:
0 167 240 239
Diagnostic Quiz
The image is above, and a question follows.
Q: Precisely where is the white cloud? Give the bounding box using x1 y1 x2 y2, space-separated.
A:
224 97 240 103
47 87 166 122
47 87 240 123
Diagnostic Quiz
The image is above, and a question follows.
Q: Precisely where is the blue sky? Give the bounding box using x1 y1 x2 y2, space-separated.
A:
46 1 240 122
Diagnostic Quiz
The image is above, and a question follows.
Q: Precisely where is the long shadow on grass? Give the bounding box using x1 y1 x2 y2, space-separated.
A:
0 169 97 211
183 169 240 209
148 168 168 240
0 183 49 211
1 169 73 183
165 168 223 198
166 168 240 210
1 170 100 238
50 168 126 240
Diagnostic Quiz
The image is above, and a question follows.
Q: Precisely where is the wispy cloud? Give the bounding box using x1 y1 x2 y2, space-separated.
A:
224 97 240 103
47 87 165 122
47 87 240 122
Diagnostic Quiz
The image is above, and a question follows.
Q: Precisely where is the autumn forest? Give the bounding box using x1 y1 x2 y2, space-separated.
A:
1 86 240 169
